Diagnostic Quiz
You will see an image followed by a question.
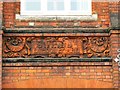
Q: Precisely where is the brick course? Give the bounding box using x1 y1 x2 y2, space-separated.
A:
2 65 113 84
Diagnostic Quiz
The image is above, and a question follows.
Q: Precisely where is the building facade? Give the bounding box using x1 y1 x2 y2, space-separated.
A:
0 0 120 88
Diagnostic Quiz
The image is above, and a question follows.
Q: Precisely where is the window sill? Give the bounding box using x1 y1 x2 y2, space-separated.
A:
16 14 98 21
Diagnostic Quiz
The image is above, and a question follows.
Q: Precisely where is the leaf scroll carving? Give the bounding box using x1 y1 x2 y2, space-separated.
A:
3 36 110 58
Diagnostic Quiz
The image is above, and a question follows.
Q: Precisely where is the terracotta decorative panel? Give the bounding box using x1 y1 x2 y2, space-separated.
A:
3 36 110 58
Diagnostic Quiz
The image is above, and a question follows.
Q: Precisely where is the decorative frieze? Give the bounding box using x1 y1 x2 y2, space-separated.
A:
3 36 110 58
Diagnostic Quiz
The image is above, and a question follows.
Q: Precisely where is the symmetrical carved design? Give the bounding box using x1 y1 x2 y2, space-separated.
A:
3 36 110 58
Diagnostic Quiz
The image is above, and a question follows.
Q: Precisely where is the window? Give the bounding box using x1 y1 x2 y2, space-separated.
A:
21 0 92 15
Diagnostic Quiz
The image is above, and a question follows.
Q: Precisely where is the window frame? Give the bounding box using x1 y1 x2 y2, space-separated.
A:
20 0 92 16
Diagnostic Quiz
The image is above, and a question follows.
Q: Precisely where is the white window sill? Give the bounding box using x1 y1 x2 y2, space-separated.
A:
16 14 98 21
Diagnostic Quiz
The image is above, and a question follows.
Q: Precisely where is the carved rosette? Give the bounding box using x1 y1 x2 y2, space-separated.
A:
84 37 110 57
3 36 110 58
3 37 27 57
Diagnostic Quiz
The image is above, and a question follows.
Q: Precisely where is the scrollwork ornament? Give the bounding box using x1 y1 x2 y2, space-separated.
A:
5 37 26 52
3 36 110 58
3 37 28 58
89 37 108 53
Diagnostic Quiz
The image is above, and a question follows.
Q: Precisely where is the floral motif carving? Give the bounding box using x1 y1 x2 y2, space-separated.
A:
5 37 25 52
89 37 108 53
3 36 110 58
83 37 110 57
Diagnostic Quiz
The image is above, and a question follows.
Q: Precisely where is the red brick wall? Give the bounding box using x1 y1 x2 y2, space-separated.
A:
109 2 119 13
109 1 120 88
3 64 113 88
3 2 15 28
110 30 120 88
3 1 111 28
2 0 120 89
2 32 114 88
3 1 119 28
2 65 113 83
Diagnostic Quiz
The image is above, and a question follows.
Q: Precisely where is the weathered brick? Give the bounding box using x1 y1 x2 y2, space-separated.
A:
65 73 70 76
96 69 103 73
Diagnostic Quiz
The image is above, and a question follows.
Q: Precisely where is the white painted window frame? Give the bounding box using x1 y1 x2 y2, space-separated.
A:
21 0 92 16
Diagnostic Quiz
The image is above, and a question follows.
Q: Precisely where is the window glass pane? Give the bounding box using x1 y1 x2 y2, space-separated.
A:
47 0 54 10
21 0 91 15
79 0 88 11
71 0 89 11
71 0 78 10
81 0 89 10
56 0 64 10
25 0 41 11
47 0 64 11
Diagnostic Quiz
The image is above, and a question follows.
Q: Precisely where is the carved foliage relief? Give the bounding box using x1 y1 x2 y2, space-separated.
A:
3 36 110 58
